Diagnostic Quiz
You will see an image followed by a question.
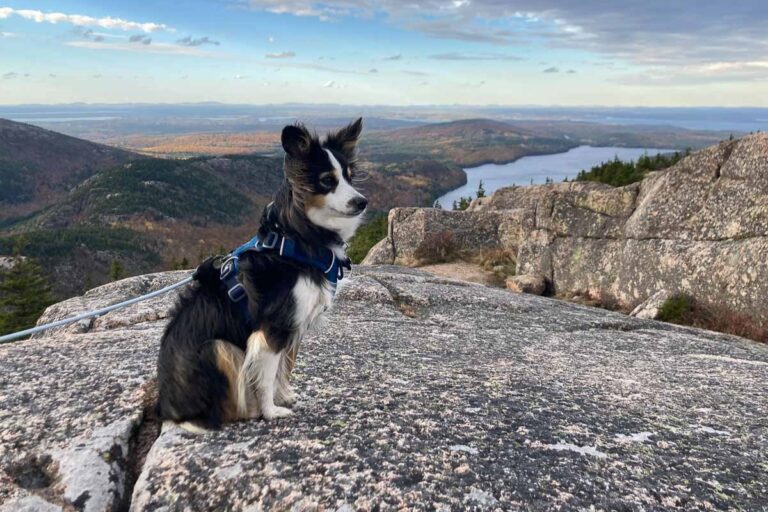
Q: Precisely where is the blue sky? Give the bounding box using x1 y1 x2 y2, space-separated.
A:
1 1 767 106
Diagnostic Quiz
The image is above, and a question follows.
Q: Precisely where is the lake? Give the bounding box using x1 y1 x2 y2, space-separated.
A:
436 145 673 208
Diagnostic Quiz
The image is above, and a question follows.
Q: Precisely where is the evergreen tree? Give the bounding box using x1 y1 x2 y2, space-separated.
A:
0 239 55 338
433 199 442 209
476 180 486 199
109 259 124 281
455 196 471 211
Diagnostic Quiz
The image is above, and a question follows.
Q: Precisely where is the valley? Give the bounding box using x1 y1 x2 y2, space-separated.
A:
0 111 736 300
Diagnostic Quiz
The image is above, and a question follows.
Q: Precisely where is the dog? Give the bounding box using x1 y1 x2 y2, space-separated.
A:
156 118 367 430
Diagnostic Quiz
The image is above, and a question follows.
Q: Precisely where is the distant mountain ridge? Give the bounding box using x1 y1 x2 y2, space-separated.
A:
0 115 732 300
0 119 465 298
0 118 136 219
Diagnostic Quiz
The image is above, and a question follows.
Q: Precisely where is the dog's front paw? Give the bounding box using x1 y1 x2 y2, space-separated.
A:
275 388 299 407
262 406 294 420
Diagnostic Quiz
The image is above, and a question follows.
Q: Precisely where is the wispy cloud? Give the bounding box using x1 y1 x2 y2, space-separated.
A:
429 52 523 61
543 66 559 73
402 70 430 76
254 59 363 74
66 40 213 56
128 34 152 45
2 71 17 79
383 53 402 61
265 51 296 59
0 7 170 32
323 80 336 88
177 36 220 47
245 0 768 82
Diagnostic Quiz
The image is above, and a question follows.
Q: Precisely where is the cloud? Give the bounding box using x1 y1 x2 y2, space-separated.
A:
255 59 362 74
566 69 576 74
383 53 402 61
245 1 768 81
403 70 429 76
0 7 169 32
409 20 518 44
323 80 336 88
66 40 213 56
614 60 768 86
2 71 17 79
177 36 220 47
429 52 523 61
543 66 559 73
48 73 56 77
129 34 152 45
234 74 248 79
369 68 378 73
0 31 18 37
266 51 296 59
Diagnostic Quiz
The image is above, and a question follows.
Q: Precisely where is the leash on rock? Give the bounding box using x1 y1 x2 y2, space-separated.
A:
0 228 349 344
0 276 196 343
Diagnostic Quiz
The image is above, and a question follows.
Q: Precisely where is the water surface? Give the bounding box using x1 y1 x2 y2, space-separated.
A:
437 145 673 208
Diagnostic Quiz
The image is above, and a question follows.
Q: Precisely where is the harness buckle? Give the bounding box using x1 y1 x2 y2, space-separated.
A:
220 256 238 280
258 231 280 250
228 283 247 302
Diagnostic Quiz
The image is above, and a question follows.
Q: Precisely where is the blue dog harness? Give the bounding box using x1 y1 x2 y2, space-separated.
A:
218 231 350 328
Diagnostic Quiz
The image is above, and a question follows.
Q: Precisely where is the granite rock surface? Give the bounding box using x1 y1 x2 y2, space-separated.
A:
2 267 768 510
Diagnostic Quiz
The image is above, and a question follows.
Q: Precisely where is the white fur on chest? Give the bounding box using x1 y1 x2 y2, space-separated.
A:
291 275 333 341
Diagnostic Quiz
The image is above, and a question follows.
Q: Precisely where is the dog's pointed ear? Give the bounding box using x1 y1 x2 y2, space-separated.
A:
326 117 363 160
282 123 312 159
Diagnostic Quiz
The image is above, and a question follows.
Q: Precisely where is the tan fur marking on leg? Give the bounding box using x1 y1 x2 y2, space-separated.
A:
285 344 299 374
238 331 268 418
275 344 299 406
214 340 246 422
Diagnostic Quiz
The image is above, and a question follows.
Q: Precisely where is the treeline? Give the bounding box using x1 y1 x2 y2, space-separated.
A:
575 151 688 187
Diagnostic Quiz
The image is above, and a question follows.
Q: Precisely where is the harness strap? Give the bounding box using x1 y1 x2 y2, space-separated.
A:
217 231 351 329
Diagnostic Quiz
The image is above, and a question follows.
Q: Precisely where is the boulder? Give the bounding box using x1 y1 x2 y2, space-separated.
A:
2 268 768 510
630 289 673 320
505 273 546 295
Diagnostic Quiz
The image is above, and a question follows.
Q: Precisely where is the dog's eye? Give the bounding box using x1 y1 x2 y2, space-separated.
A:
320 176 335 187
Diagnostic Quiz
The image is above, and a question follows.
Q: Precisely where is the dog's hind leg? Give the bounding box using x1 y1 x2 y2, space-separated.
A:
275 344 299 407
239 331 293 420
213 339 256 421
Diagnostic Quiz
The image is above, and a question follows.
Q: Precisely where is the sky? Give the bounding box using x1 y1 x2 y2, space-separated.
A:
0 1 767 106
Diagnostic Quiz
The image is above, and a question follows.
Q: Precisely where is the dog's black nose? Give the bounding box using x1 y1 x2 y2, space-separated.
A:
348 196 368 213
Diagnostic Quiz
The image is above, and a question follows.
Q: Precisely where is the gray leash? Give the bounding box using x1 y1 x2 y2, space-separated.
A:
0 276 194 344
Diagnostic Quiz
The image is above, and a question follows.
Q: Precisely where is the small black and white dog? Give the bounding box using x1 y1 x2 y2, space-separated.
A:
157 118 367 430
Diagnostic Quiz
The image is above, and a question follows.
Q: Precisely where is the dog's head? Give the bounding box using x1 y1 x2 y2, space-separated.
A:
281 118 367 241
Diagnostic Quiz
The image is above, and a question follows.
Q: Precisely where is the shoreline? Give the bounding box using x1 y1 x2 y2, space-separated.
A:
435 144 678 207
